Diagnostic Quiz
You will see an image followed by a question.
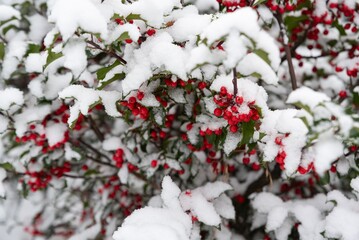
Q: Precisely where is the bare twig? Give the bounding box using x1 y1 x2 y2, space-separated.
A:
275 12 298 90
87 115 104 142
233 68 238 96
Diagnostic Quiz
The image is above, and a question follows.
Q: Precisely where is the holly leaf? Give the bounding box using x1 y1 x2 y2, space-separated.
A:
241 121 255 145
96 60 121 80
0 42 4 60
284 15 308 33
0 162 14 171
45 50 63 69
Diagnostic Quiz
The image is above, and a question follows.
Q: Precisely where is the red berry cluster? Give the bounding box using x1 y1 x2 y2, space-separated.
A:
113 148 124 168
213 86 260 133
24 170 52 192
274 135 288 170
49 162 71 178
120 96 149 120
297 162 314 175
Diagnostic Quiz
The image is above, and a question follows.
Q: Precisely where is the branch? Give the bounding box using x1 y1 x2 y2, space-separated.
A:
87 115 104 142
275 12 298 90
232 68 238 96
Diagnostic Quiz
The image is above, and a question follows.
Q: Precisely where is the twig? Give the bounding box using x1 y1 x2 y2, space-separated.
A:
63 173 115 179
275 12 298 90
232 68 238 96
87 115 104 141
85 38 127 65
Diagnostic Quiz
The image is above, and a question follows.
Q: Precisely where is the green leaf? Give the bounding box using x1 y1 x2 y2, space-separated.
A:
96 60 121 80
333 20 346 36
0 162 14 171
284 15 308 33
0 42 4 60
126 14 142 21
45 50 63 69
352 91 359 106
241 121 255 145
2 24 17 35
253 0 268 7
22 181 29 198
118 32 130 42
253 49 271 65
84 169 100 176
27 43 41 55
97 73 125 90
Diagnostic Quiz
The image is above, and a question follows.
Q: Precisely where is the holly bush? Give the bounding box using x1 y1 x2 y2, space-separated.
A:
0 0 358 239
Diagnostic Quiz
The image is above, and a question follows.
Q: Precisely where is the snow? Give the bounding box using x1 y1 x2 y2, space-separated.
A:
1 32 27 79
0 88 24 110
223 32 247 69
0 115 8 133
122 32 187 94
201 8 260 45
260 109 308 175
350 177 359 192
169 14 211 42
237 53 278 84
224 132 242 155
63 38 87 77
0 5 20 21
48 0 108 41
266 206 288 231
287 86 330 109
14 105 51 136
325 207 359 240
45 123 68 147
0 168 6 197
313 137 344 175
27 14 52 44
59 85 122 125
113 176 192 240
25 53 46 73
252 192 283 213
117 0 181 28
107 23 141 44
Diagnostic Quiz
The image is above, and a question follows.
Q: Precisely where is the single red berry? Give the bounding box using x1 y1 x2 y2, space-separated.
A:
252 163 260 171
214 108 223 117
198 81 206 90
338 90 347 99
242 157 250 165
150 160 158 168
146 28 156 36
125 39 133 44
137 91 144 100
229 125 238 133
298 166 307 174
275 137 282 145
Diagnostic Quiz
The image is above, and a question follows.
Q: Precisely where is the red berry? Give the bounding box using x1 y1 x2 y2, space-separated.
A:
147 28 156 36
150 160 158 168
252 163 260 171
214 108 223 117
298 166 307 174
275 137 282 145
125 39 133 44
229 125 238 133
338 90 347 99
198 81 206 90
242 157 250 165
137 91 144 100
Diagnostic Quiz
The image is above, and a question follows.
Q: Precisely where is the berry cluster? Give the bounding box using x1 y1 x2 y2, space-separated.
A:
213 86 260 133
113 148 125 168
120 96 149 120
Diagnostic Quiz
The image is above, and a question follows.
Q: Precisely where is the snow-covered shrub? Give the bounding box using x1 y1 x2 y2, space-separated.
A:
0 0 357 239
